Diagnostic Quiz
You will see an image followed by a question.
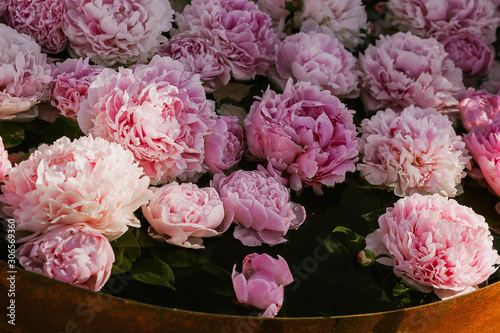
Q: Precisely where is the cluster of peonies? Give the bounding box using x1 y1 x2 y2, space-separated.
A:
357 105 470 197
1 0 500 319
0 136 153 290
365 194 500 300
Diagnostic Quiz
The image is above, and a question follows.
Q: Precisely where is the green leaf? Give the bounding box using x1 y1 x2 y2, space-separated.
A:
131 257 175 290
112 247 141 274
212 82 252 103
112 229 141 248
136 228 161 247
0 123 25 148
331 226 366 252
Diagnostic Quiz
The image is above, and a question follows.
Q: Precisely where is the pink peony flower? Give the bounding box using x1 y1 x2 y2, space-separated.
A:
440 33 494 77
78 55 217 184
293 0 367 51
365 193 500 300
387 0 500 44
203 116 245 174
464 115 500 209
274 31 359 99
17 225 115 291
357 106 470 197
232 253 293 317
0 23 52 120
62 0 175 66
212 169 306 247
0 135 153 243
142 182 230 249
4 0 67 53
0 137 12 181
458 89 500 132
245 79 359 194
158 36 231 93
50 58 105 119
358 32 464 112
174 0 279 81
256 0 292 30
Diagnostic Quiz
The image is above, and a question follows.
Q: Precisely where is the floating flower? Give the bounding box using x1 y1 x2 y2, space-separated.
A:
78 55 217 184
62 0 175 66
0 137 12 181
174 0 279 80
17 225 115 291
232 253 293 317
142 182 229 249
458 89 500 132
203 116 245 174
274 31 359 99
0 23 52 120
245 79 359 194
293 0 367 51
357 106 470 197
358 32 464 112
50 58 105 119
365 193 500 300
158 36 231 93
440 33 494 77
4 0 67 53
212 169 306 247
0 135 153 243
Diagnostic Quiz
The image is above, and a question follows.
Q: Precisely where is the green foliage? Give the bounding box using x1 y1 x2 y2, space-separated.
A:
322 226 366 256
130 257 175 290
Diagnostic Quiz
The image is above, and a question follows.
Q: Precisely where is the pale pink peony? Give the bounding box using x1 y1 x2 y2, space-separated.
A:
232 253 293 318
387 0 499 44
0 23 52 120
0 135 153 243
293 0 367 51
357 106 470 197
212 169 306 247
78 55 217 184
204 116 245 174
158 36 231 93
256 0 292 30
174 0 279 81
245 79 359 194
50 58 105 119
142 182 230 249
440 33 494 77
358 32 464 112
0 137 12 181
63 0 174 66
458 89 500 132
17 225 115 291
365 193 500 300
274 31 359 99
464 115 500 208
4 0 67 53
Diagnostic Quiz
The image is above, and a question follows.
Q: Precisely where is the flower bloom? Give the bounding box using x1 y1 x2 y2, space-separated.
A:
357 106 470 197
232 253 293 317
142 182 230 249
365 193 500 300
0 136 153 243
62 0 174 66
50 58 105 119
440 33 494 77
4 0 67 53
464 115 500 210
212 169 306 247
293 0 367 51
274 31 359 99
17 225 115 291
158 36 231 93
203 116 245 174
387 0 499 44
78 55 217 184
0 137 12 181
358 32 464 112
458 89 500 132
0 23 52 120
245 79 359 194
174 0 279 81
